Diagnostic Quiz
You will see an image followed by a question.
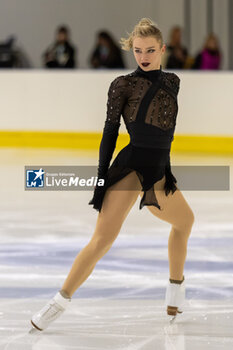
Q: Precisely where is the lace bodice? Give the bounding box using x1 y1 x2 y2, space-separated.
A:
106 66 180 128
97 65 180 178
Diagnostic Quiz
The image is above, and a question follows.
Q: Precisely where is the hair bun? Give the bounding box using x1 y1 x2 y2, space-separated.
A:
119 17 162 51
138 18 157 27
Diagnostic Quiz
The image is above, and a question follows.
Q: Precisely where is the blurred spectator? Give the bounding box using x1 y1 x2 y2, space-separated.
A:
42 25 76 68
164 26 188 69
0 35 31 68
192 33 221 70
89 30 125 69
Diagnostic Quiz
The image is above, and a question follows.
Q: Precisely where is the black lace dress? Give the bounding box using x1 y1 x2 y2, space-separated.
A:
89 64 180 212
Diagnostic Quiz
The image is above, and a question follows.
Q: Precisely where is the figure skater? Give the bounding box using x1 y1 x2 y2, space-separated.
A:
30 17 194 332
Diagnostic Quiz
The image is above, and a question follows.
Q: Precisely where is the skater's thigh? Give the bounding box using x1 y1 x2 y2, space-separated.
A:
140 175 195 229
92 171 141 243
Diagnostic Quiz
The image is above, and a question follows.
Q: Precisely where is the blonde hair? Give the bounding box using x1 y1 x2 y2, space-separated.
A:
119 17 163 51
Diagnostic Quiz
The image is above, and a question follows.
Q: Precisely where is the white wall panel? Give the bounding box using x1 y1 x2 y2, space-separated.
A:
0 70 232 135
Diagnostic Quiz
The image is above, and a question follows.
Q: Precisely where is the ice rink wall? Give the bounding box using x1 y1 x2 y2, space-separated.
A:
0 70 232 155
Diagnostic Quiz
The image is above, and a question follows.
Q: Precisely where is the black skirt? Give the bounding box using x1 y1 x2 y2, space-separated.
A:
88 142 178 213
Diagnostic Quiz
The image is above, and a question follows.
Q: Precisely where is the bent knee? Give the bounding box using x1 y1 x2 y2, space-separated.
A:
90 235 115 254
91 221 120 251
174 208 195 232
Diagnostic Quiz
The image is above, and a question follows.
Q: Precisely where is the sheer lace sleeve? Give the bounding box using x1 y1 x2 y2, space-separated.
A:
169 73 180 95
97 76 127 178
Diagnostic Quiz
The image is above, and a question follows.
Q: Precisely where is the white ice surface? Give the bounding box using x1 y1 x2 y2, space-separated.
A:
0 148 232 350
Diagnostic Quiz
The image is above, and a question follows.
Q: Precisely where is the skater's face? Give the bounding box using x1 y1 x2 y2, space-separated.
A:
133 36 165 71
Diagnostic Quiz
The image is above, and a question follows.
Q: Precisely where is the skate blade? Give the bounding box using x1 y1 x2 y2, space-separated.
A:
29 327 38 334
169 315 177 324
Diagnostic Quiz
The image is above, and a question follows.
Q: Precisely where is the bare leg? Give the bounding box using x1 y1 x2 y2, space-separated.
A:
61 171 142 297
139 175 195 280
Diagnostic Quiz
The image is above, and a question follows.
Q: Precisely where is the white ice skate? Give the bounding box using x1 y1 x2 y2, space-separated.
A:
29 291 71 332
165 276 185 324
